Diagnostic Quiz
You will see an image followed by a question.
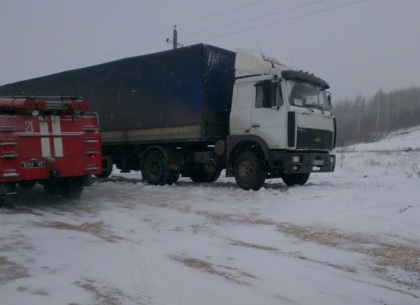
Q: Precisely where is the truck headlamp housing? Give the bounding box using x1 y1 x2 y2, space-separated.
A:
330 156 335 164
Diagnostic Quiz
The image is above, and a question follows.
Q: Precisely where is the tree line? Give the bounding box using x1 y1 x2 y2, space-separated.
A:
333 86 420 147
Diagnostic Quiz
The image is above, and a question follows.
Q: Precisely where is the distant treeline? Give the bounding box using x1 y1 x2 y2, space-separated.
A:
333 86 420 147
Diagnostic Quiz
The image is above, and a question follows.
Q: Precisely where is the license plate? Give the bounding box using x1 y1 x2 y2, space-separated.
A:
20 161 46 169
313 160 324 166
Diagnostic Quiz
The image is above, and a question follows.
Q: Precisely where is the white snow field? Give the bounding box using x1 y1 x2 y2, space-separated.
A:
1 128 420 305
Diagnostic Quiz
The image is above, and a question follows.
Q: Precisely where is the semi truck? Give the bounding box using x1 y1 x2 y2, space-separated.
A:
0 44 336 191
0 96 102 204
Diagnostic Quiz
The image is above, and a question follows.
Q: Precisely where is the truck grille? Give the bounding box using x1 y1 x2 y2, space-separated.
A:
296 128 333 150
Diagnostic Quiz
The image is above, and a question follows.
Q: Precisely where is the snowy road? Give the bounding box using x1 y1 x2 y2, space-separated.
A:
1 131 420 305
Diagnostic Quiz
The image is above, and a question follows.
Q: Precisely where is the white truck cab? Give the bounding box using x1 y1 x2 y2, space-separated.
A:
226 49 336 190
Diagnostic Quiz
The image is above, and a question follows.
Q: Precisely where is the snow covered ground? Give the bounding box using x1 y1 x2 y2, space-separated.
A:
1 128 420 305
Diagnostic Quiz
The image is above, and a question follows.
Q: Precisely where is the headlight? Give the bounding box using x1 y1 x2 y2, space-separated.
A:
330 156 335 164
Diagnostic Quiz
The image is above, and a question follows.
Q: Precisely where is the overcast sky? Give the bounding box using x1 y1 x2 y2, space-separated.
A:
1 0 419 101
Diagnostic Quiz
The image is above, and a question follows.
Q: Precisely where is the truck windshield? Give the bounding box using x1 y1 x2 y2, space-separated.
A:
286 80 330 111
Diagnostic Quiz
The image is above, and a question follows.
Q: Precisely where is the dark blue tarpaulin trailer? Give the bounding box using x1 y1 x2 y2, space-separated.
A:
0 44 236 144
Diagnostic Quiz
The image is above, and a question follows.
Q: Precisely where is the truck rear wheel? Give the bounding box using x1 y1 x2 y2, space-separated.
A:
282 173 310 186
18 180 36 190
142 151 168 185
60 177 85 199
167 170 180 185
234 151 266 191
190 168 221 183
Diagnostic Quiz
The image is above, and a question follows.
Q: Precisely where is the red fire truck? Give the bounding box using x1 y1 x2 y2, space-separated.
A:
0 96 102 205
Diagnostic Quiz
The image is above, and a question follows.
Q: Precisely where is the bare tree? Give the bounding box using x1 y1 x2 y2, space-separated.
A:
333 86 420 146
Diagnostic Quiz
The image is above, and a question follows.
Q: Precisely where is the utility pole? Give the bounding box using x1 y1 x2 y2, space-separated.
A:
166 26 182 49
173 25 178 50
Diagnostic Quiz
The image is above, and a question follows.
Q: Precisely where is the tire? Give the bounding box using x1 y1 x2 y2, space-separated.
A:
18 180 36 190
282 173 310 186
97 156 113 178
234 151 266 191
97 170 112 179
62 186 83 199
190 168 221 183
209 170 221 183
44 184 54 194
167 170 180 185
142 151 168 185
60 177 85 199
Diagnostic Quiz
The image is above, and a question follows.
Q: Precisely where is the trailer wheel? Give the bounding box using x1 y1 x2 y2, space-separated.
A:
234 151 266 191
142 151 168 185
282 173 310 186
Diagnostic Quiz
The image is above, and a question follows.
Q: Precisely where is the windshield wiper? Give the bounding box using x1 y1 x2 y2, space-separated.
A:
293 104 314 112
310 105 325 114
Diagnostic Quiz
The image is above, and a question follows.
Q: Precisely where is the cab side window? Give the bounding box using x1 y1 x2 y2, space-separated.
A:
255 86 264 108
276 85 284 107
255 82 284 108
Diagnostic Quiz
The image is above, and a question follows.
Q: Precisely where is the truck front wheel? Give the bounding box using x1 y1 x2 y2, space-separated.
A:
234 151 266 191
142 151 168 185
282 173 310 186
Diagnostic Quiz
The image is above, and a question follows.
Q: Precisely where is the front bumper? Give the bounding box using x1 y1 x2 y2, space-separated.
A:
270 151 335 174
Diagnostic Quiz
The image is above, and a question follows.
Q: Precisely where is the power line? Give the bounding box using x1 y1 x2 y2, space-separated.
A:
80 1 265 66
135 40 168 54
80 0 365 66
178 0 265 26
184 0 367 45
182 0 326 38
80 27 171 67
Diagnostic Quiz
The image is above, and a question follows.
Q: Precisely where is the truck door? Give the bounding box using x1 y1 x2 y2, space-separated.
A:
251 81 288 149
229 84 253 135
